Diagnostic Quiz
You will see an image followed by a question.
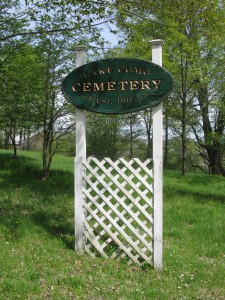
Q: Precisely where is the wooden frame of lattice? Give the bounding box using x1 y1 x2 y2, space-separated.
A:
81 157 153 266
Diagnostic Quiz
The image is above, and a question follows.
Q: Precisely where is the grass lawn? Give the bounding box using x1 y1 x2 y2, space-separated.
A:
0 149 224 299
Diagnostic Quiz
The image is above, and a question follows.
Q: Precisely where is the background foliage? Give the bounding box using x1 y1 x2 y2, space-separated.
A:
0 0 224 177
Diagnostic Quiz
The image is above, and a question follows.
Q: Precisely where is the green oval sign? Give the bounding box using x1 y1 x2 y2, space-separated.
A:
62 58 173 114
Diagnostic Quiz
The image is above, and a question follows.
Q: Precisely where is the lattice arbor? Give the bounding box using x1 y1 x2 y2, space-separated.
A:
82 157 153 266
74 41 164 270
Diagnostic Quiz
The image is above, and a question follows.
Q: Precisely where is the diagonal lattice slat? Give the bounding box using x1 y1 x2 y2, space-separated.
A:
82 157 153 266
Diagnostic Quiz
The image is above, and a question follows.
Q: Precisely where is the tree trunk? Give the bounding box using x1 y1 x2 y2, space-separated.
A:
206 146 225 176
9 124 17 159
164 114 169 168
42 147 49 179
198 85 225 176
42 128 52 180
181 117 187 176
12 139 17 159
4 131 10 149
180 43 188 176
142 109 152 159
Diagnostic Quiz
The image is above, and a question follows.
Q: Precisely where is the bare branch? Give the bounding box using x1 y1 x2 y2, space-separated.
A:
0 19 109 41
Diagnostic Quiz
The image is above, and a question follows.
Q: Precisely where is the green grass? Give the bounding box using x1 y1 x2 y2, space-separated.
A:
0 149 224 299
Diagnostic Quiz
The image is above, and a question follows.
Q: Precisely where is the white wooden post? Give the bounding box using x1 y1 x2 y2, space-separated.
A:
150 39 163 271
75 46 87 253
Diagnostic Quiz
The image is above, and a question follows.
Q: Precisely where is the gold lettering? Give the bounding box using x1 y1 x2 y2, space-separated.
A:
118 66 125 73
118 96 134 104
134 67 142 75
83 82 92 91
99 68 105 75
96 98 112 105
152 80 161 89
125 66 131 73
102 98 110 104
118 81 128 90
72 83 81 91
143 69 150 75
107 67 113 74
141 80 151 90
107 81 116 91
117 66 150 75
93 82 105 91
72 79 161 93
130 80 139 90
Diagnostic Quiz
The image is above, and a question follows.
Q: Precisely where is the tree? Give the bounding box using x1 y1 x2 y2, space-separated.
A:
87 113 121 160
113 0 225 175
140 108 153 159
120 112 144 159
0 43 42 158
31 34 77 179
0 0 115 177
0 0 112 44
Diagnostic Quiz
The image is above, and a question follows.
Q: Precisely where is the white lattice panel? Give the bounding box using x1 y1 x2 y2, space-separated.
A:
81 157 153 266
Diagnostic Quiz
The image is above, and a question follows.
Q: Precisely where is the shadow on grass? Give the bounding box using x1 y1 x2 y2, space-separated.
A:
0 151 75 249
164 170 225 204
1 152 224 251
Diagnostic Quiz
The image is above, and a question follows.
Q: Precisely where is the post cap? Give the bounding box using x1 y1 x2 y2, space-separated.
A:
149 39 164 46
75 45 87 51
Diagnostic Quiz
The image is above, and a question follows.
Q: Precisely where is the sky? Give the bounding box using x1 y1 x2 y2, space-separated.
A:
99 21 119 47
